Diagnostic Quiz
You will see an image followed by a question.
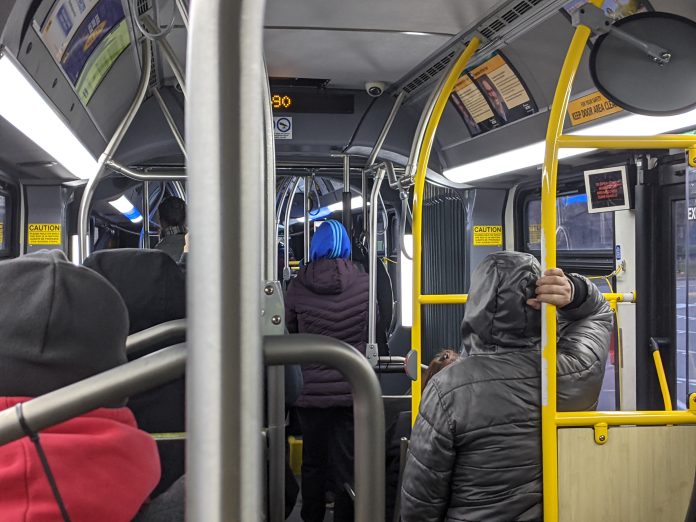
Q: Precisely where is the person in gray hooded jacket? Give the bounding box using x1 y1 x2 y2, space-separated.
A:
400 251 613 521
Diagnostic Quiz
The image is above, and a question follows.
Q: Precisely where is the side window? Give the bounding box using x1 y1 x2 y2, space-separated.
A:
525 194 614 252
0 193 5 251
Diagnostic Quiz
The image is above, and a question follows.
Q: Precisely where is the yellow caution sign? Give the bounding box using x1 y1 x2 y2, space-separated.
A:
567 91 622 126
28 224 62 246
528 223 541 245
473 225 503 247
0 223 3 246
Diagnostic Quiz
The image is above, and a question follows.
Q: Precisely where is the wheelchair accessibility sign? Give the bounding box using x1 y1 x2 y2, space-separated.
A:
274 117 292 140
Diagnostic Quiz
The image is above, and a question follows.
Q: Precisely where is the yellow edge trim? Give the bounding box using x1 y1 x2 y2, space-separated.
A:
411 37 481 426
652 350 673 411
556 410 695 427
417 292 633 305
558 135 696 149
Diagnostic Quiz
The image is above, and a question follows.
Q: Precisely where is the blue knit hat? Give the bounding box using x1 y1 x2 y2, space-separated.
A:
310 220 351 262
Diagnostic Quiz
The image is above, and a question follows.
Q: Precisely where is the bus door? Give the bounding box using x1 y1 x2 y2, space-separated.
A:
638 158 695 410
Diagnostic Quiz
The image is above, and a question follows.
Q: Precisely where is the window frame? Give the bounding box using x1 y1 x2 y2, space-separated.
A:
515 172 617 277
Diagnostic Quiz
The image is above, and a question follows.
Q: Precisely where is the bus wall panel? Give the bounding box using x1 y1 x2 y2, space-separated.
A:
558 425 696 522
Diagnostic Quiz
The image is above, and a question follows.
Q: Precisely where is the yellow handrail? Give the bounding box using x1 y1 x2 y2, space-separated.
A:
540 4 602 518
652 349 673 411
417 292 634 306
411 37 480 425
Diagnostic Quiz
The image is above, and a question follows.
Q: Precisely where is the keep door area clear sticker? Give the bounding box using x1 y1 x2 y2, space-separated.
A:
473 225 503 247
568 91 623 126
274 116 293 140
28 224 62 246
450 52 537 137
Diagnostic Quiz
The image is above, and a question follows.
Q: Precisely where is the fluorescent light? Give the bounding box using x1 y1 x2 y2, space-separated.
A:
327 196 364 212
400 234 413 327
70 235 80 266
402 31 430 36
0 54 98 180
444 107 696 184
109 195 143 223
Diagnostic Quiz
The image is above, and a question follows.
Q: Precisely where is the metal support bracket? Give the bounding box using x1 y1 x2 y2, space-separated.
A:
572 4 671 65
690 393 696 413
688 148 696 168
262 281 285 335
404 350 419 381
594 422 608 445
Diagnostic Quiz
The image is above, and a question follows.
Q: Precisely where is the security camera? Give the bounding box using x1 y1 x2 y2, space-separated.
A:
366 81 387 97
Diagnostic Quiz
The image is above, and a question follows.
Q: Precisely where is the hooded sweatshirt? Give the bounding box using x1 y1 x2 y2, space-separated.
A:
0 250 160 521
285 257 370 408
401 251 613 522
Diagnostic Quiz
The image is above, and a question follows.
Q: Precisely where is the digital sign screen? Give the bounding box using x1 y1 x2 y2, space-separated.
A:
584 166 631 213
270 92 354 114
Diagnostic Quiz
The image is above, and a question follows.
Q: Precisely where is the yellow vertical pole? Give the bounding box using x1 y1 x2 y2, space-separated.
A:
411 38 480 424
541 3 602 519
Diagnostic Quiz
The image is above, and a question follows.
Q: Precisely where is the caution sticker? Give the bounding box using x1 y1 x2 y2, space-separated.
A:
0 223 3 246
28 224 62 245
567 91 622 126
473 225 503 247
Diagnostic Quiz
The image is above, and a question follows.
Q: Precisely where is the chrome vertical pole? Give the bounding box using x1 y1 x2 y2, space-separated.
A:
366 166 386 366
142 15 187 96
303 175 311 262
362 169 368 237
78 40 152 263
262 59 286 522
186 0 266 519
366 90 406 167
142 180 151 249
283 177 301 281
174 0 189 30
152 88 187 158
342 155 352 237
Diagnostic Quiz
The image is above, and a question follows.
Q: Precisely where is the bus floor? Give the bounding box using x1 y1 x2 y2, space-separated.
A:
286 484 335 522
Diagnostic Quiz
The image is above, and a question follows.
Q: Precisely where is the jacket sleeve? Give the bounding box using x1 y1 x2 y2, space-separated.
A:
284 285 299 334
556 274 614 411
400 381 454 522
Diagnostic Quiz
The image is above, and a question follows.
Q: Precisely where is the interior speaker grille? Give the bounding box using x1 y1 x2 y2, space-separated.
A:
137 0 151 16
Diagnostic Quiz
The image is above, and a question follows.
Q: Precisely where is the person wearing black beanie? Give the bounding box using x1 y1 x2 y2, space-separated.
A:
0 250 161 521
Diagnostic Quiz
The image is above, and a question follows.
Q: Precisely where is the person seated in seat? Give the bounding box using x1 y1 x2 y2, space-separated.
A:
155 196 187 261
284 219 369 522
385 349 459 522
401 251 613 522
84 248 186 497
0 250 160 521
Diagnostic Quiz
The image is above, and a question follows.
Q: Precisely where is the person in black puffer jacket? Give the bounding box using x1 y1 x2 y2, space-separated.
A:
401 251 613 521
285 219 369 522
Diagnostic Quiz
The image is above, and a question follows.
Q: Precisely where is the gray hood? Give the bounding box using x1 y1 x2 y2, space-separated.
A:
461 251 541 354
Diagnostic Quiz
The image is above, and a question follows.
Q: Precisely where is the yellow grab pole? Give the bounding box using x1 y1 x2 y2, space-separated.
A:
411 38 480 424
540 2 601 517
418 294 469 305
652 349 673 411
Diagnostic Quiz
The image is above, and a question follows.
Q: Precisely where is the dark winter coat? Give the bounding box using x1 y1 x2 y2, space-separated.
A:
285 258 369 408
401 251 614 521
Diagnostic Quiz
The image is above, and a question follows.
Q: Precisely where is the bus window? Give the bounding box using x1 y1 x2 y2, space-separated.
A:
0 193 6 253
525 194 614 252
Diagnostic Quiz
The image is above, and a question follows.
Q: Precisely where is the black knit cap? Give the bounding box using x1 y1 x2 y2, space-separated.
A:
0 250 129 397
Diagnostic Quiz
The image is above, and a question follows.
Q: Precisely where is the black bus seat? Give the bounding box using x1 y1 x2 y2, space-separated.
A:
84 248 186 497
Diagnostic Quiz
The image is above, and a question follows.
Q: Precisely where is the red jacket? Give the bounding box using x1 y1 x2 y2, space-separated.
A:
0 397 160 521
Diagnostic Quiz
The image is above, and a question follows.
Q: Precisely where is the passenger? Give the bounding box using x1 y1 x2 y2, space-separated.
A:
385 349 459 522
284 219 369 522
400 251 613 521
155 196 187 261
0 250 160 520
84 248 186 497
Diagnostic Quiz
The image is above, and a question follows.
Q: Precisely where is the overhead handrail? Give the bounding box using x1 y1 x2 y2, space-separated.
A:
264 334 385 522
0 345 186 446
126 319 187 355
416 292 635 305
141 15 186 95
540 2 696 519
409 37 481 422
78 40 152 263
105 159 187 181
